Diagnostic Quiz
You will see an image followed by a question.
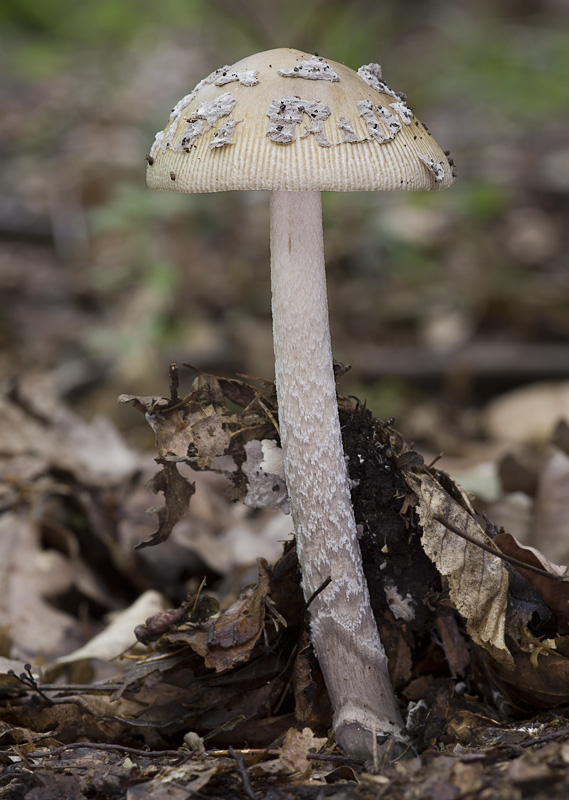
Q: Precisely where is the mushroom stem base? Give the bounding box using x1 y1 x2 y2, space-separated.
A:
270 189 406 757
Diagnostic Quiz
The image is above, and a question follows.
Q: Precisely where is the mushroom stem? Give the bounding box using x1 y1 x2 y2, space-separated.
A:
270 190 406 758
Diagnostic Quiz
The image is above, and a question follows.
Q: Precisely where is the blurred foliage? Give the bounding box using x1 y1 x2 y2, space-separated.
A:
438 9 569 120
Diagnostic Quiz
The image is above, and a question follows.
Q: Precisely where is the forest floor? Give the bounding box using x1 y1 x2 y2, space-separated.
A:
2 10 569 797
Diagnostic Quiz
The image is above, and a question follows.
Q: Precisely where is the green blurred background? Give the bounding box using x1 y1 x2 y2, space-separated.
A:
1 0 568 449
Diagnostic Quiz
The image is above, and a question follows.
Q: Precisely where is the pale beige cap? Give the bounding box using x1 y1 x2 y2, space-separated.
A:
147 48 455 193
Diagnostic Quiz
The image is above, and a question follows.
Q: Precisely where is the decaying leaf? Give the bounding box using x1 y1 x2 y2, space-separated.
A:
0 688 159 749
133 761 222 798
482 634 569 711
156 559 272 672
495 531 569 634
44 590 166 681
0 512 83 662
138 461 195 549
119 370 277 472
252 727 328 776
292 626 332 729
120 370 280 549
404 470 512 666
435 611 471 678
96 548 307 747
1 376 139 487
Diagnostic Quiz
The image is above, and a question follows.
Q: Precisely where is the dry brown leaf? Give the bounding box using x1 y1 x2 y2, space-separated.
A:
494 531 569 634
0 690 155 748
292 626 332 729
435 612 470 678
119 371 276 472
159 559 271 671
162 402 234 469
405 471 512 666
120 372 280 550
482 635 569 711
0 719 59 747
0 512 83 661
137 461 195 549
484 382 569 444
153 763 221 797
44 590 166 681
278 727 328 775
253 727 328 776
119 389 232 469
0 377 138 487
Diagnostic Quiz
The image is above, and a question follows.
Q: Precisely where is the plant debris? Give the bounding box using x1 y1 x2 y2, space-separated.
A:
3 368 569 797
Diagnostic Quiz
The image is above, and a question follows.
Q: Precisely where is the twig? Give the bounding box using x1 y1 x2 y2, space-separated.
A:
21 741 368 770
169 362 180 402
433 514 565 583
371 720 379 773
427 452 444 469
305 576 332 610
228 745 258 800
207 748 365 766
202 714 247 742
520 727 569 748
7 664 53 705
24 742 181 760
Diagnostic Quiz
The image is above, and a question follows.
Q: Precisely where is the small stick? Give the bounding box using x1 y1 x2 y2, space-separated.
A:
305 576 332 611
209 748 365 765
371 720 379 773
7 664 53 705
24 741 367 767
520 727 569 748
427 452 444 469
25 742 181 759
169 362 180 402
228 745 258 800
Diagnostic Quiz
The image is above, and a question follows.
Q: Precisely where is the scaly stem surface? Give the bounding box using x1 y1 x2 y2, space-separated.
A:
270 190 405 758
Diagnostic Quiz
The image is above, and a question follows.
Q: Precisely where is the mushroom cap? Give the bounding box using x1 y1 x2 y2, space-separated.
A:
147 48 455 193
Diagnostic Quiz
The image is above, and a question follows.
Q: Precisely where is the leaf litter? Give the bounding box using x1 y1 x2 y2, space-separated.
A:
2 367 569 797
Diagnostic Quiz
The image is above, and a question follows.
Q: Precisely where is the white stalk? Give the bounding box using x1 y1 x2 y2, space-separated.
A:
270 190 405 758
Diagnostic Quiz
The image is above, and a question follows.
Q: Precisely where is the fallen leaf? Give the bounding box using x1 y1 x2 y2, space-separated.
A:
435 612 470 678
119 371 277 473
45 590 167 680
484 381 569 445
404 471 512 666
292 626 332 729
1 377 138 487
159 559 271 671
0 512 83 661
137 461 195 549
483 635 569 711
494 531 569 633
253 727 327 776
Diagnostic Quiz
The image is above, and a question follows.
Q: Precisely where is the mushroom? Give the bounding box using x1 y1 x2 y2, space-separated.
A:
147 48 455 758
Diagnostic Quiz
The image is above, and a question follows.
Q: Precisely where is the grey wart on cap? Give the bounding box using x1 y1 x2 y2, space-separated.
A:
147 48 455 760
147 48 454 191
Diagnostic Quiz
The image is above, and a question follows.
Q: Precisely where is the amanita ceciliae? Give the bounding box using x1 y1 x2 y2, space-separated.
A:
147 47 455 758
